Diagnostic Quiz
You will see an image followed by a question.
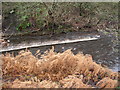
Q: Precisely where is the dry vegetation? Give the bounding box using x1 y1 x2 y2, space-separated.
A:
2 2 118 36
1 47 120 88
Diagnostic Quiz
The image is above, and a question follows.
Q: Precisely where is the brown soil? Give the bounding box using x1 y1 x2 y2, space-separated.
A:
2 47 120 88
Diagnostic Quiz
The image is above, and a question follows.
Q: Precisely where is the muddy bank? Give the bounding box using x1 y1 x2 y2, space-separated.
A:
2 2 118 37
2 48 120 88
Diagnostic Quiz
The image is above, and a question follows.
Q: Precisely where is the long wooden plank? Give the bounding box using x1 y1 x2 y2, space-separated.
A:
0 35 100 52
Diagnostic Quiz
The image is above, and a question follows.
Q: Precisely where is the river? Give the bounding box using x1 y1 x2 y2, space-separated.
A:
1 31 119 72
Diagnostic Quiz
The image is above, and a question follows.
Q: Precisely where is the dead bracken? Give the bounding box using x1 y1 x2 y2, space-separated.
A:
2 47 120 88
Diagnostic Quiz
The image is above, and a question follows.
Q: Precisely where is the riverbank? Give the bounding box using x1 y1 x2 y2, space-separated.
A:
2 2 118 38
2 27 99 38
2 48 120 88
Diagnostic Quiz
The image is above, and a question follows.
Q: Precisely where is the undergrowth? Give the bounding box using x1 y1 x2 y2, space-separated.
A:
1 47 120 88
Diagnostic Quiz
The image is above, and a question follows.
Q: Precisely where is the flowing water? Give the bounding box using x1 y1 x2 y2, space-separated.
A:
1 31 119 72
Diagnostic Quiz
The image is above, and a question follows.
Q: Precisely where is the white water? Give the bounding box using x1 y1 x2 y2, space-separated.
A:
0 35 100 52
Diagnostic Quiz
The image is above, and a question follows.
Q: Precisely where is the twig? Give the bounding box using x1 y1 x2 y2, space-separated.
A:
4 23 12 32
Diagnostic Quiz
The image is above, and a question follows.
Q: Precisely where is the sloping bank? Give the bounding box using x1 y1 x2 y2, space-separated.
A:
2 47 120 88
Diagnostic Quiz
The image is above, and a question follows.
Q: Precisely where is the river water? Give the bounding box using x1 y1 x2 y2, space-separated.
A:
1 31 119 72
